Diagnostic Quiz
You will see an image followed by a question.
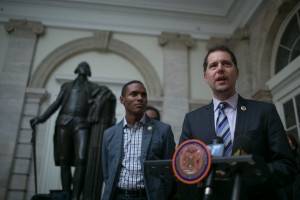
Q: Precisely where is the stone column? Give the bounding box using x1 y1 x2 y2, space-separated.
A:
230 28 253 99
158 32 195 143
0 19 44 199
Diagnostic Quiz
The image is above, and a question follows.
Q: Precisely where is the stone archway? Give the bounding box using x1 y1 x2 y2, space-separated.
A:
28 31 162 97
252 0 298 96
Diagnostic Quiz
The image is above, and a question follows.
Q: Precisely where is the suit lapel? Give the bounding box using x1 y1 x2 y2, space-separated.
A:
115 121 124 162
208 101 216 137
235 95 247 138
141 117 153 161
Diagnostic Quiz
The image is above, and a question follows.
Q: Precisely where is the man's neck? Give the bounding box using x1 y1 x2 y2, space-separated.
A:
125 114 143 125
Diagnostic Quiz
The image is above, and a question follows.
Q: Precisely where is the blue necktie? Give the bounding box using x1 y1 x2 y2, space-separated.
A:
216 102 232 156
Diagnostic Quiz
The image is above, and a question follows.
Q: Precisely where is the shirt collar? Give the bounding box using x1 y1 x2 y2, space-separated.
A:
213 93 238 111
123 113 146 128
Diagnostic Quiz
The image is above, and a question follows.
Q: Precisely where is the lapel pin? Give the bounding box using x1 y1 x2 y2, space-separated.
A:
241 106 246 111
148 126 153 131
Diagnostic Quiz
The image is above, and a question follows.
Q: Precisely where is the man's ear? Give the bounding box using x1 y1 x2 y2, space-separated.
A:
204 72 208 83
120 96 124 105
235 67 239 78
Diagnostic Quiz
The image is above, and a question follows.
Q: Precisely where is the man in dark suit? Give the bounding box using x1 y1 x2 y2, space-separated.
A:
102 80 175 200
178 46 296 200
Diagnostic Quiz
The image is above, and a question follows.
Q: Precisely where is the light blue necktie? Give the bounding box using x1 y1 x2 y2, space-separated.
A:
216 102 232 156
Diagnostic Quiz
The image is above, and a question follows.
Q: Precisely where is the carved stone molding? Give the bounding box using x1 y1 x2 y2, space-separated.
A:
25 87 47 103
28 31 162 97
93 31 112 51
158 32 195 48
230 28 249 42
4 19 44 37
206 28 249 50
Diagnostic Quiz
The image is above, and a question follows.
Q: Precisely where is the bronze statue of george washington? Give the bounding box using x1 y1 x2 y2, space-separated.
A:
30 61 116 200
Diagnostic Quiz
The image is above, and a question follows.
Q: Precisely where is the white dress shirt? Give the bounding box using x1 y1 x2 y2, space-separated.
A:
213 93 238 141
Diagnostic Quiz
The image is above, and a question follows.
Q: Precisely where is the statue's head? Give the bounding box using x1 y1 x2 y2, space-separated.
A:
74 61 91 77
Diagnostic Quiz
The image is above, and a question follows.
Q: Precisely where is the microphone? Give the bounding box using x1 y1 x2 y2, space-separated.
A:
231 135 253 200
232 135 253 156
207 136 224 157
203 136 224 200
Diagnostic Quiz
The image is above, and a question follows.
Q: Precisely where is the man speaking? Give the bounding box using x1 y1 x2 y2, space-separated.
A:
178 46 296 200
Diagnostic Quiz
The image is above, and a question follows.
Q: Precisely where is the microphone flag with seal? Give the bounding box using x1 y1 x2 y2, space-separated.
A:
172 139 211 184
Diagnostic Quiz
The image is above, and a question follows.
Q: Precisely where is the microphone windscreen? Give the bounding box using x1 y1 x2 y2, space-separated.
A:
232 135 253 155
207 136 225 157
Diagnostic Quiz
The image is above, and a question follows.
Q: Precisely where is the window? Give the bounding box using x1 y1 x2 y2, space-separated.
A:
275 8 300 73
283 94 300 143
268 3 300 145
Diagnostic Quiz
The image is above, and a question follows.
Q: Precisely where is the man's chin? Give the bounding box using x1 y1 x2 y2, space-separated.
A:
215 87 229 93
134 110 145 116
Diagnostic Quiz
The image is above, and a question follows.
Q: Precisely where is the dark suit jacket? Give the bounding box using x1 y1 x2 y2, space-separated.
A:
102 115 176 200
179 95 296 200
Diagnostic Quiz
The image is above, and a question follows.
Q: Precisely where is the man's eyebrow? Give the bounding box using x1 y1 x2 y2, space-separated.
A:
221 59 232 62
130 90 137 93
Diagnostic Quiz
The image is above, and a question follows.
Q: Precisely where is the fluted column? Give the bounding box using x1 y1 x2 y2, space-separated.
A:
158 32 195 143
0 19 44 199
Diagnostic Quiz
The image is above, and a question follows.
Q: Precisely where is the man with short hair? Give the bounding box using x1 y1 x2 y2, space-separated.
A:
102 80 175 200
178 46 296 200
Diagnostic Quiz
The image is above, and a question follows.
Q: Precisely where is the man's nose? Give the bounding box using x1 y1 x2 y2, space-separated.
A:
137 94 144 101
216 63 224 71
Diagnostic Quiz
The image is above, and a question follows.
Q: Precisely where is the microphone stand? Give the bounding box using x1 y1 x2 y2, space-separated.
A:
203 165 215 200
231 148 243 200
203 137 223 200
231 171 241 200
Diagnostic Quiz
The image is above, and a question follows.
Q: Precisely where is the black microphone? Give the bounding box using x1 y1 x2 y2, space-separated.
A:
203 136 224 200
231 135 253 200
232 135 253 156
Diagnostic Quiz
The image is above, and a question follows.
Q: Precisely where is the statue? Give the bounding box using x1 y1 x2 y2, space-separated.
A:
30 61 116 200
